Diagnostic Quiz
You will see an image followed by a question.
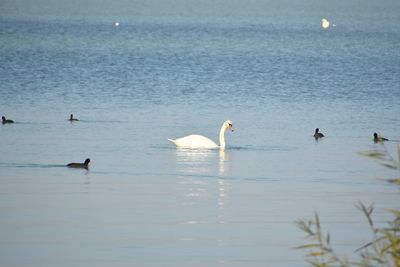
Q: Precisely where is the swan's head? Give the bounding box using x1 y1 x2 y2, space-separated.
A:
315 128 320 133
84 158 91 165
224 120 234 132
373 132 378 139
2 116 5 122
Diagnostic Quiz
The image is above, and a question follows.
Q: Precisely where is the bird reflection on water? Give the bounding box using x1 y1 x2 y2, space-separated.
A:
174 147 231 177
175 148 215 175
174 147 231 226
219 148 231 176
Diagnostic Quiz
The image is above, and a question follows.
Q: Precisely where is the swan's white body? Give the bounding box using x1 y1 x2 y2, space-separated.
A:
169 120 233 149
321 18 330 29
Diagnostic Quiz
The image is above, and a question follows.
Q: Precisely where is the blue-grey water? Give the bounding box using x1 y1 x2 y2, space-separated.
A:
1 1 400 266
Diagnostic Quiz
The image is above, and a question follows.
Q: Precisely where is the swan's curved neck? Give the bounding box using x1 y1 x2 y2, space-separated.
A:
219 124 227 148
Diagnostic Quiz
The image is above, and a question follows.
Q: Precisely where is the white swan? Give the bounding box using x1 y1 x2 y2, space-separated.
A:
168 120 234 149
321 18 330 29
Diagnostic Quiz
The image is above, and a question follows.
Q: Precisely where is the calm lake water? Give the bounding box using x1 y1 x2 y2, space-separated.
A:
1 1 400 266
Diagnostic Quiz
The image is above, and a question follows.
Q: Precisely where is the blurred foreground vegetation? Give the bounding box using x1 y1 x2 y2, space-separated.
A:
296 145 400 267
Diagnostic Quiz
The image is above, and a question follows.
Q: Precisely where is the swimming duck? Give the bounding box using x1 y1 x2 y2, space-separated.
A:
314 128 324 139
67 158 90 169
2 116 14 124
373 132 388 142
69 114 79 121
169 120 234 149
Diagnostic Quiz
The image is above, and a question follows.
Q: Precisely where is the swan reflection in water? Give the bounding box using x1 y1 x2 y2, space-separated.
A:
174 148 217 175
175 147 231 226
219 148 232 175
174 147 231 176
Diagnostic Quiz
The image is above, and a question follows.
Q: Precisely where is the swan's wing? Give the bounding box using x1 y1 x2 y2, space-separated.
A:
169 135 218 149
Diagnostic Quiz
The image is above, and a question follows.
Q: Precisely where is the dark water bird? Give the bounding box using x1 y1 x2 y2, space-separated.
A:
67 158 90 169
69 114 79 121
2 116 14 124
373 132 388 143
314 128 324 139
